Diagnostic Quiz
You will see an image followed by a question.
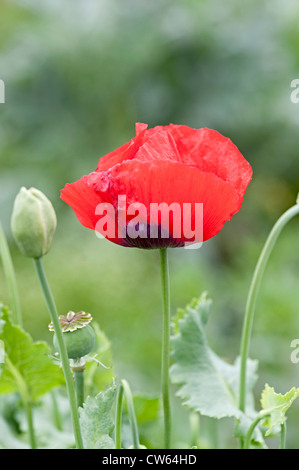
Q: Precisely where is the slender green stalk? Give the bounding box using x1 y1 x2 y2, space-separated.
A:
0 222 36 447
50 390 63 431
73 369 85 408
207 418 218 449
244 412 269 449
33 257 83 449
189 412 200 448
239 204 299 414
280 421 286 449
24 401 37 449
245 412 287 449
160 248 171 449
115 383 124 449
6 356 37 449
0 220 22 326
115 379 140 449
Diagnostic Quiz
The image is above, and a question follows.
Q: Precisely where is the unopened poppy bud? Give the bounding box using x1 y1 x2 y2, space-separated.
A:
11 187 57 258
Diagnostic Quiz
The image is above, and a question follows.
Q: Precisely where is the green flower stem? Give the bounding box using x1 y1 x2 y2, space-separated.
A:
189 412 200 448
115 383 124 449
50 390 63 431
73 368 85 408
160 248 171 449
0 222 36 447
24 401 36 449
239 204 299 415
115 379 140 449
244 412 269 449
280 421 287 449
33 257 83 449
0 220 22 326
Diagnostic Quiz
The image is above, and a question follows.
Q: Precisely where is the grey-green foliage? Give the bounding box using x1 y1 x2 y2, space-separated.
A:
79 384 116 449
170 293 269 448
170 293 258 420
260 384 299 437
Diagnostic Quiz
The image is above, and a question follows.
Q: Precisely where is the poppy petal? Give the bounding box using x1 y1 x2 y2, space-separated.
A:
90 159 240 245
167 125 252 202
61 123 252 249
134 127 182 163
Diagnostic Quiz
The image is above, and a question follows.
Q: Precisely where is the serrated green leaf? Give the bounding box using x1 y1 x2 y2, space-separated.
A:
170 293 258 420
79 383 116 449
260 383 299 436
0 304 64 401
172 293 210 335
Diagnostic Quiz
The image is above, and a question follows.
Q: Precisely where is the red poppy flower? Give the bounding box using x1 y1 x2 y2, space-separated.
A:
60 123 252 249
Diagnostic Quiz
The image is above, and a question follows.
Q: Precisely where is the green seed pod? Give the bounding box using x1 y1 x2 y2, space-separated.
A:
50 311 96 359
11 187 57 259
53 324 96 359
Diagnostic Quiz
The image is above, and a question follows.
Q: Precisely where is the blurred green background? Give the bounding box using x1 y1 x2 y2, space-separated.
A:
1 0 299 448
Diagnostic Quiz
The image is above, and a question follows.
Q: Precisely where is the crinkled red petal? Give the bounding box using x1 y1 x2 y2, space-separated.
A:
61 159 241 248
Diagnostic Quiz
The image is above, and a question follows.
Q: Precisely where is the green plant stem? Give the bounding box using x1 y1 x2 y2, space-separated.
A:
24 401 36 449
6 356 36 448
280 421 286 449
239 204 299 415
0 220 22 326
160 248 171 449
115 379 140 449
33 257 83 449
50 390 63 431
73 369 85 408
189 412 200 448
115 384 124 449
244 412 269 449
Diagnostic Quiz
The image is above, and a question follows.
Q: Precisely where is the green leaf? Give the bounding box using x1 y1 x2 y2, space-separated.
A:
0 304 64 401
132 395 160 425
170 293 258 419
122 393 160 425
260 383 299 436
79 383 116 449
